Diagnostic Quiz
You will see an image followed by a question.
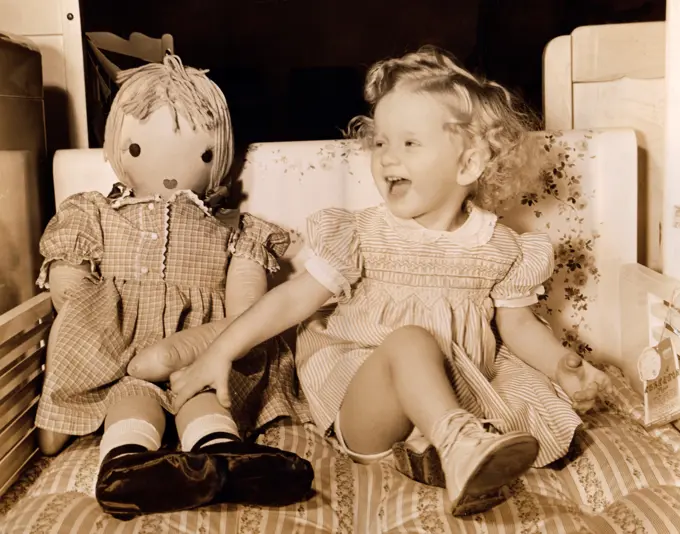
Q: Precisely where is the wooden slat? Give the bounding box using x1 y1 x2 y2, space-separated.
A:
0 346 44 404
0 429 39 497
543 34 573 129
0 292 52 347
86 31 174 64
0 401 38 460
0 319 51 376
0 376 42 432
572 21 666 83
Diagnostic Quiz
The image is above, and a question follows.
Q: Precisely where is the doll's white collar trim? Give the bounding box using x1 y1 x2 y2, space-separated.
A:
111 187 213 217
382 203 497 246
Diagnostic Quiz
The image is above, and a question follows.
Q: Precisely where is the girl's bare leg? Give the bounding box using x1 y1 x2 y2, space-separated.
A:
339 326 461 454
337 325 539 515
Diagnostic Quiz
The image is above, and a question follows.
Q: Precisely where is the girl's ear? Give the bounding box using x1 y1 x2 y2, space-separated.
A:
457 143 491 186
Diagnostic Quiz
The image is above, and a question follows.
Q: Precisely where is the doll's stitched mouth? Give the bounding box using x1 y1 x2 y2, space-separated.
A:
163 179 178 190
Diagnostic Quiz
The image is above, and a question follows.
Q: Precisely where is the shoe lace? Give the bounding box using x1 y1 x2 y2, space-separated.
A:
431 411 503 459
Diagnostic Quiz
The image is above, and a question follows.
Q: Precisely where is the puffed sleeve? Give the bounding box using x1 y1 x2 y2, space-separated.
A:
299 208 363 302
36 192 105 289
231 213 291 273
490 232 555 308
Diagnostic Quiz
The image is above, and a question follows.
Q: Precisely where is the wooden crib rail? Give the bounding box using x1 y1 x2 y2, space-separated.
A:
0 292 53 497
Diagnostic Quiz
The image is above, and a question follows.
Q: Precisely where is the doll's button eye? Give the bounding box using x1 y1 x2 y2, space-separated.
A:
201 149 213 163
129 143 141 157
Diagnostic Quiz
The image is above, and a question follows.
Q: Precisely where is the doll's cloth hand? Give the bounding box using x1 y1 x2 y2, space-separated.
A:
170 344 233 410
554 353 613 414
128 321 227 382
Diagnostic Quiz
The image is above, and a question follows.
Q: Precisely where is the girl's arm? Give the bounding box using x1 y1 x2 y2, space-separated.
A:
127 258 272 381
495 305 611 413
127 257 279 381
494 306 568 381
170 270 333 408
211 270 332 361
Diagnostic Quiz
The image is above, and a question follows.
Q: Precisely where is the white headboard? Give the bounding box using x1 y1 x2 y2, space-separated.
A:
52 148 117 205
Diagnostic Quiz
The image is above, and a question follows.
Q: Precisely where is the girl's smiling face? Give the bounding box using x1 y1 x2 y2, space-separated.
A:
370 89 478 231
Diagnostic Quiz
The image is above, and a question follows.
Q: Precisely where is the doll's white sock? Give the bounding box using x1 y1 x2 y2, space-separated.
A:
99 418 162 465
180 413 240 452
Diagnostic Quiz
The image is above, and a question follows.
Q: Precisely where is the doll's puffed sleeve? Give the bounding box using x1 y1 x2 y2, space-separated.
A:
300 208 363 302
231 213 291 273
36 192 105 289
490 232 555 308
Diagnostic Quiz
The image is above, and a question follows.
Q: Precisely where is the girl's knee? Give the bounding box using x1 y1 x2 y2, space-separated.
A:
385 325 443 362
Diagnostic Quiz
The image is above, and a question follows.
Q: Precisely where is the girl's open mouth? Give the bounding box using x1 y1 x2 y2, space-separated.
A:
386 176 411 196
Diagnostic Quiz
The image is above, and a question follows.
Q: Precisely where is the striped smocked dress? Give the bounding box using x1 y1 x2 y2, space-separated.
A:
296 203 583 467
35 187 304 437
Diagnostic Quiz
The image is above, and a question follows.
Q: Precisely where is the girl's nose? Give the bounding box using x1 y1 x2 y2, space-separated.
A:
380 147 400 166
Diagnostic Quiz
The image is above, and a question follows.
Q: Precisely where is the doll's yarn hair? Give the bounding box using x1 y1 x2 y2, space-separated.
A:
347 46 552 211
103 54 233 192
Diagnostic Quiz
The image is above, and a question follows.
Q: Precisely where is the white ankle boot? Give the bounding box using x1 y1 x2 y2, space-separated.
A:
431 410 539 516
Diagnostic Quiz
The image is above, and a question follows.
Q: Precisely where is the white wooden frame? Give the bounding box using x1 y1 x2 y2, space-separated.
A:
0 0 88 149
664 1 680 281
543 21 666 273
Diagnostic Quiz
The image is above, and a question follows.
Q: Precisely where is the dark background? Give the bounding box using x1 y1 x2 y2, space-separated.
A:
81 0 665 149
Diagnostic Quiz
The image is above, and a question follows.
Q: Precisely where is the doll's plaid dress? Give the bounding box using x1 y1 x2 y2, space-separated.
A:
35 188 303 436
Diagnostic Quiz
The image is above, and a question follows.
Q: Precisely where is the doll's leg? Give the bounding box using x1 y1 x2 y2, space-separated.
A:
95 395 167 519
37 311 74 455
175 391 239 451
96 391 314 519
98 395 165 465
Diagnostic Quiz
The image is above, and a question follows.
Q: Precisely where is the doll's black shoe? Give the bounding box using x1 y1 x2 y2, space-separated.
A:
196 439 315 507
95 440 314 519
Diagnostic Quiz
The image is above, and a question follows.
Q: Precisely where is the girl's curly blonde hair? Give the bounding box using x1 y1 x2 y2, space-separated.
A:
348 46 551 211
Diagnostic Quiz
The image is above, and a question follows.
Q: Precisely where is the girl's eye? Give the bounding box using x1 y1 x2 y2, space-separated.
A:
405 140 418 147
129 143 141 157
201 149 214 163
374 140 385 148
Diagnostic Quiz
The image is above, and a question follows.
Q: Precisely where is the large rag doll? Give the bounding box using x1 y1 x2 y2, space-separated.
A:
35 54 313 519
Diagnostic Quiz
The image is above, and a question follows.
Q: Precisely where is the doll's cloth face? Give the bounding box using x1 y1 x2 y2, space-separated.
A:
119 105 217 199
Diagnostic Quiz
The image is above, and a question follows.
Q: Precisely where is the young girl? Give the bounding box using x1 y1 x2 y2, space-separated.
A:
168 47 612 515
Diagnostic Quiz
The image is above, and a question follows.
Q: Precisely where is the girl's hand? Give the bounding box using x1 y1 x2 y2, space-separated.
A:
170 346 233 410
554 352 613 414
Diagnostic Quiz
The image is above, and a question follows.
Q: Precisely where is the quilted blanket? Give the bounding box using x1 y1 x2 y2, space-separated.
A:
2 367 680 534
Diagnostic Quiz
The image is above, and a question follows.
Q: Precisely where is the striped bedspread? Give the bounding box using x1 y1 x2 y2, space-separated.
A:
2 366 680 534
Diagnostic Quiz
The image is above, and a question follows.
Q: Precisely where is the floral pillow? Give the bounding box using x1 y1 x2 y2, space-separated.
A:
500 131 602 358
